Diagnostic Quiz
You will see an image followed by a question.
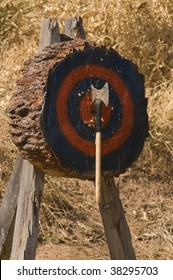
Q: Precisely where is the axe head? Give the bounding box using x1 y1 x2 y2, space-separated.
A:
91 82 109 107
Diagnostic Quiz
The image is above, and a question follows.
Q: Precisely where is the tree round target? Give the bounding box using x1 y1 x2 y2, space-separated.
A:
42 44 148 177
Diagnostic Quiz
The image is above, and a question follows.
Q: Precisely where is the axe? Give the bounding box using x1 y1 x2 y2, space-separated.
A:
91 82 109 203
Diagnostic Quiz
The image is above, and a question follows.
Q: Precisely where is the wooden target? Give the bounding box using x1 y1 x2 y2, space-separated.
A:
42 44 148 177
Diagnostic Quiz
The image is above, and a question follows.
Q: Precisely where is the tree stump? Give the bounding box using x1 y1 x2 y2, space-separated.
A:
7 39 148 180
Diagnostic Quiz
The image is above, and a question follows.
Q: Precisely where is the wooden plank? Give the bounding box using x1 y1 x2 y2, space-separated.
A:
99 178 136 259
10 18 60 260
10 160 44 259
0 155 23 259
64 16 85 39
38 18 60 52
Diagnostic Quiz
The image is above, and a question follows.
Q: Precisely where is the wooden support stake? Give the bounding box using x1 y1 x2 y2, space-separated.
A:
64 17 85 39
38 18 60 52
0 18 61 260
11 18 60 260
10 160 44 259
10 18 60 260
99 178 136 259
0 155 23 259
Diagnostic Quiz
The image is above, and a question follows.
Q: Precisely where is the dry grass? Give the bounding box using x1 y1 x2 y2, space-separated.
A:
38 177 105 245
119 175 173 259
0 109 17 200
0 0 173 259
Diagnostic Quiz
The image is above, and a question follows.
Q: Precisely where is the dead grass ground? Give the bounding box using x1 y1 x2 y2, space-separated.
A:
0 0 173 259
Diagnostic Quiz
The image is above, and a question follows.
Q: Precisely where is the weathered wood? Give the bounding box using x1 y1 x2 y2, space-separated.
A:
0 18 64 260
10 160 44 259
99 178 136 259
0 155 23 259
9 18 61 260
38 18 60 52
64 17 85 39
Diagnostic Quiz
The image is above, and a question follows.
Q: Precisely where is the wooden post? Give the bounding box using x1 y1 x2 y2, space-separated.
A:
0 155 23 259
10 161 44 259
64 17 85 39
99 178 136 259
10 18 60 260
0 18 60 260
38 18 60 52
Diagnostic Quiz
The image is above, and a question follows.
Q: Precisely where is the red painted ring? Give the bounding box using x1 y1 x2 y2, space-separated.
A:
56 64 134 156
79 91 112 127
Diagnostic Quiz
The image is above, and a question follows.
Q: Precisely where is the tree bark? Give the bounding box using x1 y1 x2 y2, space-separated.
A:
7 39 97 178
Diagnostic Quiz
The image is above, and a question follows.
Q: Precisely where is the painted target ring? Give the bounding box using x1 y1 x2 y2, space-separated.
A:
42 44 148 177
79 91 112 128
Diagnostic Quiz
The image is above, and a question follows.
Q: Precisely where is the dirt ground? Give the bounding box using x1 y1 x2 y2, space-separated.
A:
35 174 173 260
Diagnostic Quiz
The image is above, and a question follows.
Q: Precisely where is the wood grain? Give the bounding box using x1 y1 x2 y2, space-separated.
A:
0 156 23 259
10 160 44 259
99 178 136 259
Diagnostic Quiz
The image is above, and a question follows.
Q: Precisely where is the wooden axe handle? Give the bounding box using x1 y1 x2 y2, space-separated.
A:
95 131 102 203
95 100 102 203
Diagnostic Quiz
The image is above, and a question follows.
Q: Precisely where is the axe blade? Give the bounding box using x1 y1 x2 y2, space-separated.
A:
91 82 109 107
